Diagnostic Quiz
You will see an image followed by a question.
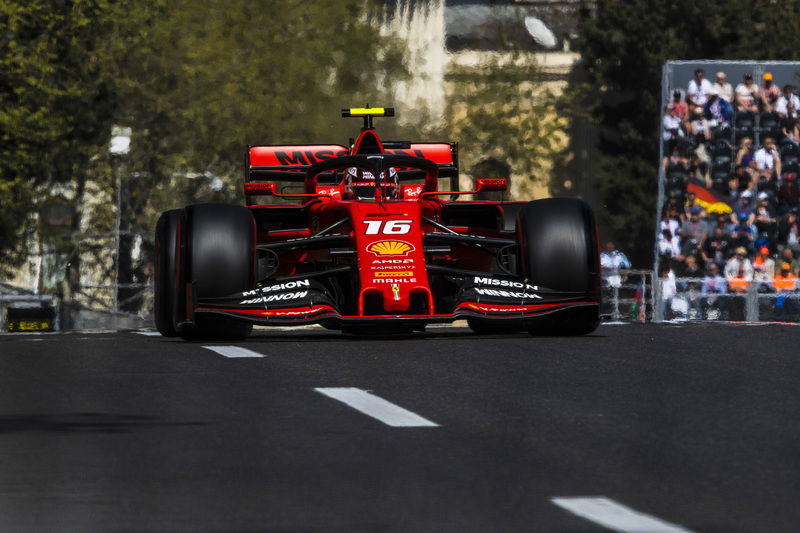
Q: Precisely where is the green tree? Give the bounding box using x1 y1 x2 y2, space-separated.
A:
564 0 800 266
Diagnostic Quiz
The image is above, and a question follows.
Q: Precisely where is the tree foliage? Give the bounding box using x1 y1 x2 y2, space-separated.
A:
567 0 800 266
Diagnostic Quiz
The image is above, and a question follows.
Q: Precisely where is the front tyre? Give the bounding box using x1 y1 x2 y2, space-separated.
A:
180 203 255 341
516 198 600 336
154 209 185 337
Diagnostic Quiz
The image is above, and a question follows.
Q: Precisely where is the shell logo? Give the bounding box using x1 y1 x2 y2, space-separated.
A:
367 240 415 256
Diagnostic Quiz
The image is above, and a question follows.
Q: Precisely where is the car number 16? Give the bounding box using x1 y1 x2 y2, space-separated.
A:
362 219 413 235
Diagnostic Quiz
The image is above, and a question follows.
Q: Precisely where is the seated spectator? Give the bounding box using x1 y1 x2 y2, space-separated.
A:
754 137 782 179
687 68 713 110
670 90 688 121
680 206 709 251
735 73 760 113
760 72 781 112
780 102 799 146
662 103 685 151
713 71 734 103
771 261 798 320
778 177 800 214
733 190 755 222
775 84 800 118
777 208 800 252
755 192 778 237
753 246 776 290
780 247 800 275
600 241 631 288
683 191 703 218
701 262 727 319
659 226 682 261
689 153 711 187
714 212 735 234
702 225 732 268
736 137 755 167
729 212 757 251
704 89 732 128
689 107 712 149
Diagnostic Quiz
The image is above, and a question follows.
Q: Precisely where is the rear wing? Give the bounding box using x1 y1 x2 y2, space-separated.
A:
245 142 460 188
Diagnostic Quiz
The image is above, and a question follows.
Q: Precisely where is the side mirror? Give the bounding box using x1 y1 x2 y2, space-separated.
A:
244 182 277 196
476 178 508 192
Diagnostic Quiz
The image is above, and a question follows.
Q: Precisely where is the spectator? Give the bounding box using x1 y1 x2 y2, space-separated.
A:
670 90 688 121
735 137 755 168
760 72 781 112
780 247 800 275
662 103 685 150
754 137 781 179
725 247 753 319
733 190 755 223
775 84 800 118
702 225 732 268
729 212 757 252
778 174 800 214
754 192 778 237
689 153 711 187
680 206 709 252
704 88 732 128
753 246 776 290
600 241 631 288
687 69 713 109
734 73 760 113
713 71 734 103
714 212 735 234
689 107 712 148
730 165 754 197
659 264 678 319
777 208 800 253
680 255 704 318
771 261 798 320
780 102 799 146
683 191 702 218
701 262 727 319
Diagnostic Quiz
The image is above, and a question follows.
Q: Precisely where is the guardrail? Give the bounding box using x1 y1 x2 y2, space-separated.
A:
661 278 800 322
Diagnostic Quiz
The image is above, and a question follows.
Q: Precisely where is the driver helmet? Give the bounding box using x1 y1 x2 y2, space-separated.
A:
344 167 399 199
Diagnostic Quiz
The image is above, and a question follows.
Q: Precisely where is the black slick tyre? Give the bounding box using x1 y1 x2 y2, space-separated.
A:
516 198 600 336
154 209 185 337
180 203 255 341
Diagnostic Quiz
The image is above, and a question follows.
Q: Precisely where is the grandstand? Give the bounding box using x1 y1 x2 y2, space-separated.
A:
654 61 800 322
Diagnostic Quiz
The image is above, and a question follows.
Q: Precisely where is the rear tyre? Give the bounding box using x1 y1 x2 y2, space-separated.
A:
154 209 185 337
516 198 600 336
180 203 255 341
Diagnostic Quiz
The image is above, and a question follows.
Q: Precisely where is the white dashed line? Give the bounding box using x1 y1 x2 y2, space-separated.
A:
551 497 695 533
134 331 162 336
314 387 438 427
202 345 265 358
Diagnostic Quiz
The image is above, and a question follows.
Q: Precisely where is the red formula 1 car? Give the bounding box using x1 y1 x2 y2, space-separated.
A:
154 108 600 340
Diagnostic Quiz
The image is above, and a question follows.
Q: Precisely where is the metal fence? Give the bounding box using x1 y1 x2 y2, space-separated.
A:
601 269 656 322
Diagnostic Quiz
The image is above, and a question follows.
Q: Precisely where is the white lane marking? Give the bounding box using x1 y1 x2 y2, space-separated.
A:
134 331 162 336
314 387 439 427
552 497 695 533
202 345 265 358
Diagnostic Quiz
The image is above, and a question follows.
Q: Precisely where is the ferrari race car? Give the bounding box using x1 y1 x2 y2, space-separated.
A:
154 107 600 340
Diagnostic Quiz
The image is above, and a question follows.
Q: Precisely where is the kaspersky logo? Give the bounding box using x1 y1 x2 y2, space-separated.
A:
367 240 415 256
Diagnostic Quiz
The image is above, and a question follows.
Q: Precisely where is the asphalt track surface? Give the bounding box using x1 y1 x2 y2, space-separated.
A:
0 322 798 532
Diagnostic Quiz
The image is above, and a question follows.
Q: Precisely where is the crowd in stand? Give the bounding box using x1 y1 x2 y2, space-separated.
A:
660 68 800 320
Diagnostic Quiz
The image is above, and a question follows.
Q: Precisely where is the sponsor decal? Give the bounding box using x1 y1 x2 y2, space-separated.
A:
242 279 310 297
374 271 413 277
367 240 415 256
373 278 417 283
391 283 400 301
372 258 414 264
240 290 308 304
475 288 542 300
371 264 415 271
473 276 538 291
